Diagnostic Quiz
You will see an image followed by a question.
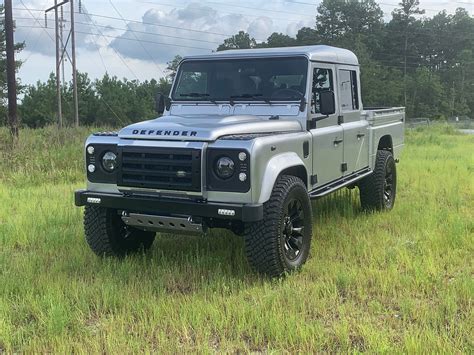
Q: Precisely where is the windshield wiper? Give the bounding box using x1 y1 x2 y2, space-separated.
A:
179 92 217 104
229 93 271 106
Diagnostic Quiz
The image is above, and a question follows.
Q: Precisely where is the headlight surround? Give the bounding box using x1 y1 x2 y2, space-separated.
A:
102 151 118 172
207 149 250 193
215 156 235 179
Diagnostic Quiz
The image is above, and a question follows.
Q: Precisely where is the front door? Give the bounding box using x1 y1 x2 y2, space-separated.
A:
309 64 344 188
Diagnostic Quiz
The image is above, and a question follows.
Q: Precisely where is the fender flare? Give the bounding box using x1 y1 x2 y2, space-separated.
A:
257 152 307 204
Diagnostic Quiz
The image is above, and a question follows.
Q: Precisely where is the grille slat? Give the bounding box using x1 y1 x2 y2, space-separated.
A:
118 147 201 192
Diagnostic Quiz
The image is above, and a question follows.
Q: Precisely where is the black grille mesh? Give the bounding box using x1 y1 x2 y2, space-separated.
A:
118 147 201 192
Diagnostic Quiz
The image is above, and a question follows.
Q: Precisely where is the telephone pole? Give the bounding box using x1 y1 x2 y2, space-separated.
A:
4 0 19 139
45 0 79 127
71 0 79 127
60 6 66 87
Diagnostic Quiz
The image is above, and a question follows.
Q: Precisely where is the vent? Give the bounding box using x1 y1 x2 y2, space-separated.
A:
118 147 201 192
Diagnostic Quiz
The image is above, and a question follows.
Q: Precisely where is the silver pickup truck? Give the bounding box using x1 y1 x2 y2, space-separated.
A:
75 45 404 277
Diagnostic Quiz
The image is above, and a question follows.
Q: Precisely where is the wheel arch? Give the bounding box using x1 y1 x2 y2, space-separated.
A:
378 134 393 152
256 152 308 204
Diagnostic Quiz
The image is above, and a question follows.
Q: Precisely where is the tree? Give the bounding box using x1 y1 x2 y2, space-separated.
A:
390 0 425 107
316 0 384 52
260 32 296 48
295 27 320 45
166 55 182 81
0 4 25 126
20 74 57 128
217 31 257 51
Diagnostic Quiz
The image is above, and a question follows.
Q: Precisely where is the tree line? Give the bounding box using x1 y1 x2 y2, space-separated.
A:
1 0 474 128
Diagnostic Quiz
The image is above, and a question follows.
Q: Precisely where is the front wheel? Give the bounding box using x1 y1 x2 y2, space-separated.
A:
84 206 155 257
358 150 397 211
244 175 313 277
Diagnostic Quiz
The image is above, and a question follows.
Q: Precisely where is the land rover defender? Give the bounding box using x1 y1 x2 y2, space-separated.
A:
75 45 405 277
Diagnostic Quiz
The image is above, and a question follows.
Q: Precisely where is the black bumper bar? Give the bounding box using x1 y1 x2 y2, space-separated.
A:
74 190 263 222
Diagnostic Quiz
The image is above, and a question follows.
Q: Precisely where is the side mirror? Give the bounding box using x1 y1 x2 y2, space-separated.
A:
155 93 166 115
320 91 335 116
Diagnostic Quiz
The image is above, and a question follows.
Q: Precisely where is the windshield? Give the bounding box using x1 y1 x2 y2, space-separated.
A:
172 57 308 103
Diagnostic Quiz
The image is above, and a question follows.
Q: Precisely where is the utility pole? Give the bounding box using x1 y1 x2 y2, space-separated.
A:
71 0 79 127
60 6 65 87
45 0 71 128
45 0 79 127
4 0 19 139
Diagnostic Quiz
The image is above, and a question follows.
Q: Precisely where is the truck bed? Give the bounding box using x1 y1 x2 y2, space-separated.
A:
362 107 405 166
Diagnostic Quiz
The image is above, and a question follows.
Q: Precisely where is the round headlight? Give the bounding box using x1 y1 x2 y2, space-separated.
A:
102 151 118 172
215 156 235 179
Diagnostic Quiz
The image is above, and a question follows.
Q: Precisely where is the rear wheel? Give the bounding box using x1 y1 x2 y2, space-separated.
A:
359 150 397 211
84 206 155 257
244 175 313 277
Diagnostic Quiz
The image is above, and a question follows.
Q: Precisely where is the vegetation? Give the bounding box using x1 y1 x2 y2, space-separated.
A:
0 125 472 352
0 4 24 125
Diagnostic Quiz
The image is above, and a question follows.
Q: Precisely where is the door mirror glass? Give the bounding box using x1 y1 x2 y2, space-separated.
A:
320 91 335 116
155 93 165 115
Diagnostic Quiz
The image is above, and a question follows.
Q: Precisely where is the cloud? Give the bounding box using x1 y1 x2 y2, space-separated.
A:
108 2 307 64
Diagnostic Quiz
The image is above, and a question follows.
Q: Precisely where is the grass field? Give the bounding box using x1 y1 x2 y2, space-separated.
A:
0 124 472 352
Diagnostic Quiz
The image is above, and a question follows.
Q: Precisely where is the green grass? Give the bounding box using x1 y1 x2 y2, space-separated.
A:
0 124 473 352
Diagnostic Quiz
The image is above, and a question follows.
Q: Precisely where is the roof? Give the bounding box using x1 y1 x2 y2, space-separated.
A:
185 45 359 66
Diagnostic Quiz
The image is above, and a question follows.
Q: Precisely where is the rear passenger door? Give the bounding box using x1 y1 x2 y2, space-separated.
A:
337 67 369 174
309 64 344 188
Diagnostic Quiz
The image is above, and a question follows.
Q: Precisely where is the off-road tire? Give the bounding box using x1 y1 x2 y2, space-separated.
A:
244 175 313 278
84 206 155 257
359 150 397 211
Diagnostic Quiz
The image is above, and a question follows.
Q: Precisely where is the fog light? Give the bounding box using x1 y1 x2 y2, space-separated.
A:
239 173 247 182
88 164 96 173
238 152 247 161
87 146 95 155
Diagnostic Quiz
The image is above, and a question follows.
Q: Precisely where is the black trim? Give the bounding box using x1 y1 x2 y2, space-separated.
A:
310 174 318 185
309 167 371 198
86 144 119 184
338 115 344 125
117 146 201 192
207 149 250 193
74 190 263 222
303 141 309 158
341 162 347 172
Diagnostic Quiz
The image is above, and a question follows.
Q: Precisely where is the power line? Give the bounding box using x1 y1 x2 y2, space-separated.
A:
135 0 314 27
14 17 222 45
108 0 166 77
204 0 315 18
13 6 234 37
16 25 214 51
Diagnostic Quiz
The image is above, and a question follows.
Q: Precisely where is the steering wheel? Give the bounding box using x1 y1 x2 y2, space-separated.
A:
270 88 304 100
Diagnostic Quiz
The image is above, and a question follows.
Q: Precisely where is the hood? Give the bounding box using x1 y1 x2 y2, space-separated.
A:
118 115 303 142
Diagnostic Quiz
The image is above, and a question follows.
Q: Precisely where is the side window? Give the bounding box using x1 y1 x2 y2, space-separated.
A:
339 69 359 111
312 68 333 114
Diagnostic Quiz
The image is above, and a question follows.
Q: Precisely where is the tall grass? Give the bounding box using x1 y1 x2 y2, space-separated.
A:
0 124 472 352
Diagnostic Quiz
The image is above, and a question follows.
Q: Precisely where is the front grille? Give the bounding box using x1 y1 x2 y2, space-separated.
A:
118 146 201 192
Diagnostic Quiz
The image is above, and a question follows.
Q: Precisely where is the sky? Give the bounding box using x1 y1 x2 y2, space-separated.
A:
12 0 474 86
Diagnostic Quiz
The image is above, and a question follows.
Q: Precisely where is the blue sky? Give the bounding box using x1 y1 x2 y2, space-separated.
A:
13 0 474 86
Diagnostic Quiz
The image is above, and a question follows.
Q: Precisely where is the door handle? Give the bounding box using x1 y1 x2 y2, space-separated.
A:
357 133 365 139
333 138 343 146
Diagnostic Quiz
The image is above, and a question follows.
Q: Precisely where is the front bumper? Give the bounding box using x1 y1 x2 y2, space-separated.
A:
74 190 263 222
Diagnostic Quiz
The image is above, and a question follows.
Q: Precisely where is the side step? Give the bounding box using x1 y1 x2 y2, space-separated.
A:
309 168 372 199
121 213 204 235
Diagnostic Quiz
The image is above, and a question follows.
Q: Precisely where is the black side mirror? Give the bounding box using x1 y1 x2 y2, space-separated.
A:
155 93 165 115
320 91 335 116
